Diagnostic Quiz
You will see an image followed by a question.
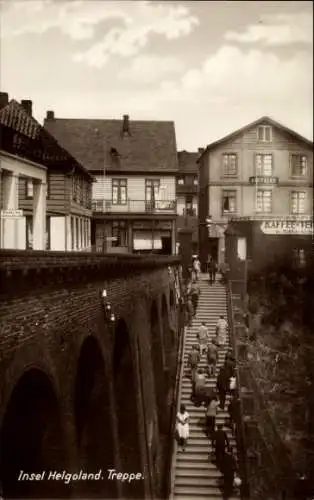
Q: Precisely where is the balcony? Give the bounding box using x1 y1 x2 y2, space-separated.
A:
92 199 176 214
176 183 198 194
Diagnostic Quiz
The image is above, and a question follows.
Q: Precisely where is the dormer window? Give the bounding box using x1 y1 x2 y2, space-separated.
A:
257 126 272 143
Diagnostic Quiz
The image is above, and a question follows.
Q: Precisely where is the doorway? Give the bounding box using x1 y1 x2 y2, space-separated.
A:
208 237 219 262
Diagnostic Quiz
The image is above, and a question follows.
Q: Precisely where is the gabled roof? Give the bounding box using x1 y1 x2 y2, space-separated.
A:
0 99 40 140
44 117 179 173
0 100 93 180
197 116 313 162
177 151 199 174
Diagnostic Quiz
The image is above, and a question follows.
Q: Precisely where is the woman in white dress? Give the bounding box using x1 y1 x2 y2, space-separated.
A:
176 404 189 451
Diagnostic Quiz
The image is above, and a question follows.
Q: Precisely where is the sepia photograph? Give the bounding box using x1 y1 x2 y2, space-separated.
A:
0 0 313 499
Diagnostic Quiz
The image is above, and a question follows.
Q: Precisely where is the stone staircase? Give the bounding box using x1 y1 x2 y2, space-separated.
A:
171 274 239 499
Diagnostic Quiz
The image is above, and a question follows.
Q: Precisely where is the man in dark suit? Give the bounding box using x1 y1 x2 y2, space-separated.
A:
212 424 230 471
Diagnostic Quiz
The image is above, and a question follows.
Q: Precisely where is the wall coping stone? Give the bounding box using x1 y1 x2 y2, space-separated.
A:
0 250 181 296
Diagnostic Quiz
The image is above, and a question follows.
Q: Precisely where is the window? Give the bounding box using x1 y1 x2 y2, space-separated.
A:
291 191 306 214
193 176 198 185
112 178 127 205
257 126 272 142
177 177 184 185
25 179 33 198
222 190 236 214
112 221 128 247
145 179 160 206
291 154 307 177
222 154 237 176
184 195 195 216
255 154 273 176
256 190 272 213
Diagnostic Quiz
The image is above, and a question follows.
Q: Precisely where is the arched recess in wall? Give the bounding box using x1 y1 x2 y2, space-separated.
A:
113 319 145 499
150 300 166 433
0 369 68 499
74 335 117 499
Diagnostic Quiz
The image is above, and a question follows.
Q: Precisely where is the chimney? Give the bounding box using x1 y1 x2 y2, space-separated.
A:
0 92 9 110
198 147 205 154
21 99 32 116
46 110 55 120
122 114 131 136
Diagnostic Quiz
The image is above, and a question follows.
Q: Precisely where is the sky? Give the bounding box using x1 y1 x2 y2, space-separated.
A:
1 0 313 150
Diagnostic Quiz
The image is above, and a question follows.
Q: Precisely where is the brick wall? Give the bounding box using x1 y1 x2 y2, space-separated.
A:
0 251 181 499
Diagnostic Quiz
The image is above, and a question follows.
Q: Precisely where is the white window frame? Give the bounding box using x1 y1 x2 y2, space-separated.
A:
26 178 34 198
222 153 238 176
290 154 308 177
256 189 272 213
290 191 306 214
257 126 272 143
222 189 237 214
112 178 127 205
255 153 273 176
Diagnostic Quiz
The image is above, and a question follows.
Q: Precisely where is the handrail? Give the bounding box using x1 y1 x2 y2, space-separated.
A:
227 280 251 499
167 297 187 499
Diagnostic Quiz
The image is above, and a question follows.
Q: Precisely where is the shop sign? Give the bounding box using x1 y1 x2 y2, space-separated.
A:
249 176 279 185
261 219 313 235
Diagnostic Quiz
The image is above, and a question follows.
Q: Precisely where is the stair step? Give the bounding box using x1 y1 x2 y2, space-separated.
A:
174 485 229 496
174 495 238 500
175 476 221 487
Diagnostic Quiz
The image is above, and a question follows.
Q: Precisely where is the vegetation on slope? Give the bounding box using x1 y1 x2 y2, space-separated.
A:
246 256 314 477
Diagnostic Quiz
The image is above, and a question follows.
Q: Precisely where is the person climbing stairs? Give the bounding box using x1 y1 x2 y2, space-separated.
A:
171 274 240 499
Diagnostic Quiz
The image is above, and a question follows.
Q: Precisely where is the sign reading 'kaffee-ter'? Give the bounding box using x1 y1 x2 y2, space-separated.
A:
261 219 313 235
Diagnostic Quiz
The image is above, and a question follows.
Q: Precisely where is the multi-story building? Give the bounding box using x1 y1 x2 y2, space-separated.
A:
0 93 93 251
176 149 203 254
198 116 313 266
45 114 178 254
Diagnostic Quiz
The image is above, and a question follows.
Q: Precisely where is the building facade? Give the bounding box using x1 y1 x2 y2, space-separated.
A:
0 94 93 251
176 149 203 254
45 114 178 254
198 116 313 267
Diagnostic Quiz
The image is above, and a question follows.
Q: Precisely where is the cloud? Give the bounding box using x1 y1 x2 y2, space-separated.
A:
73 2 199 68
152 44 313 146
159 45 313 107
117 55 184 84
225 12 313 46
2 1 198 59
1 0 131 40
